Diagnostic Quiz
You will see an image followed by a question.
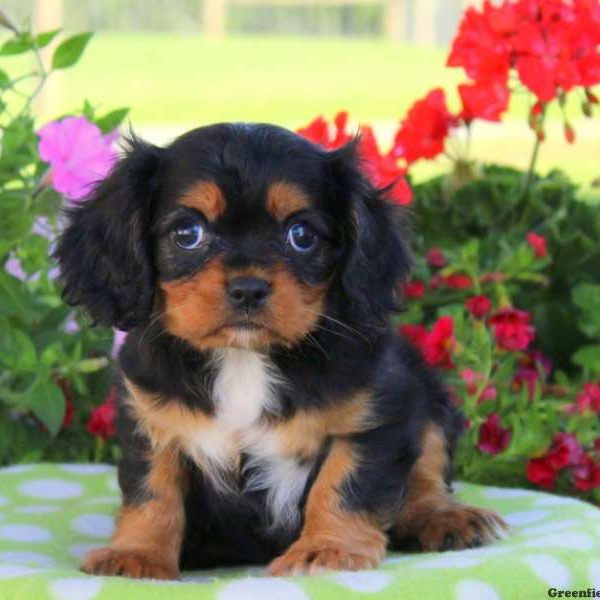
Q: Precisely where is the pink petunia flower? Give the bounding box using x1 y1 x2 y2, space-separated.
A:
38 116 117 201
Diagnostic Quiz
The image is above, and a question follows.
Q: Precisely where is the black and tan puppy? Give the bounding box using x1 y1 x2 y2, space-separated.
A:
55 123 507 579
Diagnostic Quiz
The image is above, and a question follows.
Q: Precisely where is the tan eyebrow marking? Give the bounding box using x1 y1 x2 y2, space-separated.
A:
267 182 311 222
179 180 226 221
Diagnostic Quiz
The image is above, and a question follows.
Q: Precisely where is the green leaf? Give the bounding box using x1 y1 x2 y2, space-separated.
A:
572 345 600 374
0 68 10 89
72 357 109 374
1 329 37 372
0 33 33 56
0 270 29 316
35 29 61 49
573 283 600 338
51 32 92 70
29 379 65 435
96 107 129 134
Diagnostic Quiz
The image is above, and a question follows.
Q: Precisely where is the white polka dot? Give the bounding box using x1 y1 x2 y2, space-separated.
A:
519 519 581 537
383 554 419 565
61 464 114 475
0 524 52 543
534 494 583 507
524 532 595 550
0 465 34 474
415 554 482 569
504 510 550 527
523 555 571 588
590 560 600 587
0 551 55 567
49 577 103 600
483 487 538 500
332 571 391 592
0 496 8 506
67 543 105 560
0 564 43 579
71 514 115 538
218 578 308 600
16 505 59 514
456 580 500 600
19 479 83 500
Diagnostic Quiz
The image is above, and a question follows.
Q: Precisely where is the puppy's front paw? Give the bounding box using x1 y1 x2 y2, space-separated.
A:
81 547 179 580
418 504 508 552
268 538 385 576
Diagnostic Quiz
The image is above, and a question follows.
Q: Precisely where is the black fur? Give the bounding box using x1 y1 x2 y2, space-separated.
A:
56 123 464 569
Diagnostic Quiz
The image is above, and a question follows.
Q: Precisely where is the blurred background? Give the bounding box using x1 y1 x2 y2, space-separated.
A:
3 0 599 193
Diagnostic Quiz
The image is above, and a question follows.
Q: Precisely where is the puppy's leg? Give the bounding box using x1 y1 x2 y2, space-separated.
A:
81 444 185 580
392 424 508 552
268 436 393 576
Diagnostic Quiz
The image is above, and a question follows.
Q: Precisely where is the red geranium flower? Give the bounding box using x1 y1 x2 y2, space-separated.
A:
404 280 426 300
393 89 456 164
399 324 428 352
571 455 600 492
459 79 510 123
460 368 497 403
466 295 492 319
527 456 559 490
566 381 600 414
423 316 456 369
297 113 412 205
426 247 447 268
87 387 117 440
526 232 549 258
489 307 536 351
477 413 512 455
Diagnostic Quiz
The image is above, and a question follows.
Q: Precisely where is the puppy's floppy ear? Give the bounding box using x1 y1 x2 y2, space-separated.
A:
328 139 411 325
54 137 164 331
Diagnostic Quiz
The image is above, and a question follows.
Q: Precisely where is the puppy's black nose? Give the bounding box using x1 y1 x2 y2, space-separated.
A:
227 277 272 312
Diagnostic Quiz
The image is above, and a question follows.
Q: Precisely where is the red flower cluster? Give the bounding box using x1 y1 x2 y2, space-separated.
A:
478 413 512 454
527 433 600 492
392 89 456 164
401 316 456 369
466 295 493 319
448 0 600 104
566 381 600 414
87 387 117 440
526 232 549 258
489 307 536 351
297 111 412 204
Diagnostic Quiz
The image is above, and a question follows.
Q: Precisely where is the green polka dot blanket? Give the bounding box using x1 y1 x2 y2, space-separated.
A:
0 464 599 600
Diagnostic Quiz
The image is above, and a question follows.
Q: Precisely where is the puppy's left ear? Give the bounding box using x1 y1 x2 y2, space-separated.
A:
328 140 411 324
54 137 164 331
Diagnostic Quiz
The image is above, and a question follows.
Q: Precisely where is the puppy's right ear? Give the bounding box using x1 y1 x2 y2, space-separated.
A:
54 137 164 331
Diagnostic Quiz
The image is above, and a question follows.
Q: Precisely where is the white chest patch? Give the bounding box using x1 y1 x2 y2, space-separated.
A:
189 348 311 530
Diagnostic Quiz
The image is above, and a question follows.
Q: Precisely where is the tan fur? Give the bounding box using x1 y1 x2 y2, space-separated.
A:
393 424 508 551
267 182 310 222
273 392 376 460
268 439 386 575
81 443 185 580
160 257 328 351
180 180 226 220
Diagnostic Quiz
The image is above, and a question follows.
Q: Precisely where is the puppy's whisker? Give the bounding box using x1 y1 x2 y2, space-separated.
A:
303 332 331 360
300 307 372 346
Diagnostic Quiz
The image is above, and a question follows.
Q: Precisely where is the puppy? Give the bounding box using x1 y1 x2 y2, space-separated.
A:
55 123 507 579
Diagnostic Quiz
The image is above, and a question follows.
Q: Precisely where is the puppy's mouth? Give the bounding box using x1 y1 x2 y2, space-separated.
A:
221 320 264 331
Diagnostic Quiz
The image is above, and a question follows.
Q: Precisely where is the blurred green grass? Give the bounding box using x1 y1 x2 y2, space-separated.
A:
3 33 597 198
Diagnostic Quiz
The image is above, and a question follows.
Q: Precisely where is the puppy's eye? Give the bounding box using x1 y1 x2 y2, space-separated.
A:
287 222 317 253
173 222 205 250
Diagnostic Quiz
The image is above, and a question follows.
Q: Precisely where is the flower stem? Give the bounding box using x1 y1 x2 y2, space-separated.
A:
522 131 542 196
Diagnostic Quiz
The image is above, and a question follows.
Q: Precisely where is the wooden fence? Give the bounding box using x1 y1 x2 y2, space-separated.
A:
29 0 485 45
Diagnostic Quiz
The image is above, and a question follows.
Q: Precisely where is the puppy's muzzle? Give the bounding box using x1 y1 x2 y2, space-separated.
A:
226 277 272 313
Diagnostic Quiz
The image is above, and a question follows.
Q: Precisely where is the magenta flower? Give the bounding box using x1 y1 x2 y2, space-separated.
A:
38 116 117 201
